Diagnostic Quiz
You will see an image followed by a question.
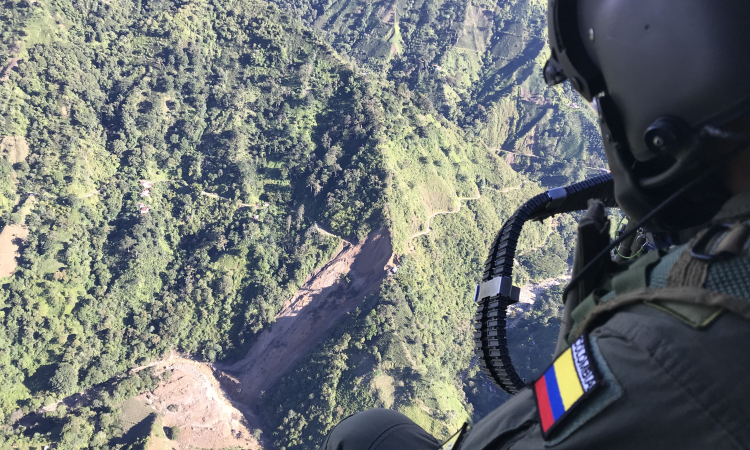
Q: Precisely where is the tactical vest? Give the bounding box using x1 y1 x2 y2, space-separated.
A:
564 219 750 349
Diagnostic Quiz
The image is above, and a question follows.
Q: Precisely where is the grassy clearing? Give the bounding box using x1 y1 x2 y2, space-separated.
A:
372 374 395 408
120 398 157 433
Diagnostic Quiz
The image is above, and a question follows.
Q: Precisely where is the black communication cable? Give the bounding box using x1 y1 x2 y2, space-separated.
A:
474 174 617 393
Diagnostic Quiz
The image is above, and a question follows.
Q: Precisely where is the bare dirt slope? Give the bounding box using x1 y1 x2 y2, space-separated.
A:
0 135 30 164
458 5 494 53
77 229 393 448
0 195 36 278
133 357 261 450
0 58 19 82
219 228 393 406
0 224 28 278
378 1 397 24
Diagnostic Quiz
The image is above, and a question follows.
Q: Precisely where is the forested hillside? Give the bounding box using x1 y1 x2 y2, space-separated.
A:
256 0 602 447
0 0 604 448
268 0 606 183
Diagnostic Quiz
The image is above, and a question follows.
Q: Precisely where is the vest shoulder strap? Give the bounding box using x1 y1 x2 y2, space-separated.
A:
655 222 750 326
567 220 750 342
667 221 750 287
568 287 750 344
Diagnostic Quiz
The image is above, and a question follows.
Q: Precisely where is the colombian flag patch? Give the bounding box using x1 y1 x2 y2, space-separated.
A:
533 335 600 439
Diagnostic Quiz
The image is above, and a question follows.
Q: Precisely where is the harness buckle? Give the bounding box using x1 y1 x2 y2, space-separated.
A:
690 222 735 261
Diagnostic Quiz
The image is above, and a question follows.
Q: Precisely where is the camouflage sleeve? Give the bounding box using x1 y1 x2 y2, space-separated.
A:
458 304 750 449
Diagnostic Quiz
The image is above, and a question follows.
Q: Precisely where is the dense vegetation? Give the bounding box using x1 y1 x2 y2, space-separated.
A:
0 0 605 447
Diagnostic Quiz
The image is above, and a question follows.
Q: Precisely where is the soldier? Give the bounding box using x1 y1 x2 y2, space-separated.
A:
320 1 750 449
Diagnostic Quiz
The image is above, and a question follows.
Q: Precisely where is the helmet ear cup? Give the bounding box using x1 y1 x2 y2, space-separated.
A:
644 116 695 158
640 116 701 189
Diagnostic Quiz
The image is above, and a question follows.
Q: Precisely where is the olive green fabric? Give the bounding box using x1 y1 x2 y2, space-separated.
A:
611 249 662 294
455 191 750 448
319 408 441 450
568 286 750 342
648 245 687 287
666 229 712 288
457 303 750 449
569 291 599 330
554 200 614 357
645 300 724 328
542 336 622 447
649 231 720 326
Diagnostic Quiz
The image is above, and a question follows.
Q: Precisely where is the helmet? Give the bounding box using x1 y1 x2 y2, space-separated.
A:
544 0 750 231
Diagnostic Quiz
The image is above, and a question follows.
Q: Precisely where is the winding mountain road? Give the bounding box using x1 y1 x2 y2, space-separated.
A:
408 193 481 241
407 183 523 243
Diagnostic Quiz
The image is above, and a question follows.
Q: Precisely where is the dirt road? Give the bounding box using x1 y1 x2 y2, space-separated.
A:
482 182 524 194
313 222 346 241
407 183 523 244
409 192 482 242
217 229 394 406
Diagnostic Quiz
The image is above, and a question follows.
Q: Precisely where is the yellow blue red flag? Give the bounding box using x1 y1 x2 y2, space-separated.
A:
533 335 600 438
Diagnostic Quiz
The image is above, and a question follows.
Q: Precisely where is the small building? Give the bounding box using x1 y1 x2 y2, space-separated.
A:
253 215 259 221
140 189 151 197
263 202 270 207
140 180 154 188
140 207 150 214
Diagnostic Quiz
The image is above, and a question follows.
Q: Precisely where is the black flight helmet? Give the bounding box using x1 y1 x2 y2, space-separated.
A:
544 0 750 231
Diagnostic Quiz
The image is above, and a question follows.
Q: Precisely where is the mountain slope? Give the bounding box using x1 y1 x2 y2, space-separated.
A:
1 0 600 447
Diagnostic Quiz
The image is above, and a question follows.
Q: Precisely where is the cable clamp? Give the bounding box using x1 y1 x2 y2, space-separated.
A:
546 187 567 210
474 276 520 303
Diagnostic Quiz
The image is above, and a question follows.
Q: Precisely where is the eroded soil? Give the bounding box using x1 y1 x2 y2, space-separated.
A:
134 358 261 450
217 228 394 406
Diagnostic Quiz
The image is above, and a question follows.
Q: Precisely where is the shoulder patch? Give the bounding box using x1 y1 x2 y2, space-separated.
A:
533 335 600 439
